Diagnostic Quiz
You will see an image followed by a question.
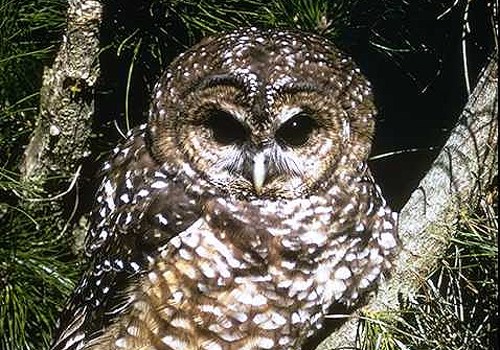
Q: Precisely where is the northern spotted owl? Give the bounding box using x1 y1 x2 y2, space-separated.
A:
51 27 399 350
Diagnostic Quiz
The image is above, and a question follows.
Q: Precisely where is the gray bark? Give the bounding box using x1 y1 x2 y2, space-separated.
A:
21 0 102 194
316 54 498 350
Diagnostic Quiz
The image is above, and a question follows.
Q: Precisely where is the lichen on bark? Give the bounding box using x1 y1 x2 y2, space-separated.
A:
21 0 102 194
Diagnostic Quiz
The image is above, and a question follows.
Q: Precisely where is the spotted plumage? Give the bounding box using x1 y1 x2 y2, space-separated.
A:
50 27 399 350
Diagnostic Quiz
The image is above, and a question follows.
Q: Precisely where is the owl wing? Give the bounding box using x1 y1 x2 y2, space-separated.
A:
50 125 201 350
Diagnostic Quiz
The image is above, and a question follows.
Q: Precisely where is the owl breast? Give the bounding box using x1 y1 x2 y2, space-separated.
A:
89 159 396 350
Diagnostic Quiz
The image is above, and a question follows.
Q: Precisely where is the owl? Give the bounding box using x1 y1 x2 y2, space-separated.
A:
50 27 399 350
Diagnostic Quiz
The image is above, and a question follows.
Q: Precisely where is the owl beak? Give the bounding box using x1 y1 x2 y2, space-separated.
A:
252 152 266 194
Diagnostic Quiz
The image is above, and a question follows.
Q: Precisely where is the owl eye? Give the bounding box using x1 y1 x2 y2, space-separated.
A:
276 114 318 147
204 109 249 145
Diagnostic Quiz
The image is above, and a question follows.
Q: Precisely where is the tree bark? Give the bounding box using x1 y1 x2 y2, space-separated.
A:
316 54 498 350
21 0 102 195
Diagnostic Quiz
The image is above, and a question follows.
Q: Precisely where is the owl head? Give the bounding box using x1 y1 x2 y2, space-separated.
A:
148 27 376 199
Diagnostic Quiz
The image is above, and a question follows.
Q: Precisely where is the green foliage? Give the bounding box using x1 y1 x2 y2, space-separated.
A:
0 1 76 349
0 0 67 165
166 0 353 37
358 190 498 350
0 169 80 350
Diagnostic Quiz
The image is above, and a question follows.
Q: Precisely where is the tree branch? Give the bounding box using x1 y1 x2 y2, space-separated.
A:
316 54 498 349
21 0 102 194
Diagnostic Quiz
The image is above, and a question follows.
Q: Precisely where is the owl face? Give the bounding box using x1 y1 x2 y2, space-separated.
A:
149 28 376 199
